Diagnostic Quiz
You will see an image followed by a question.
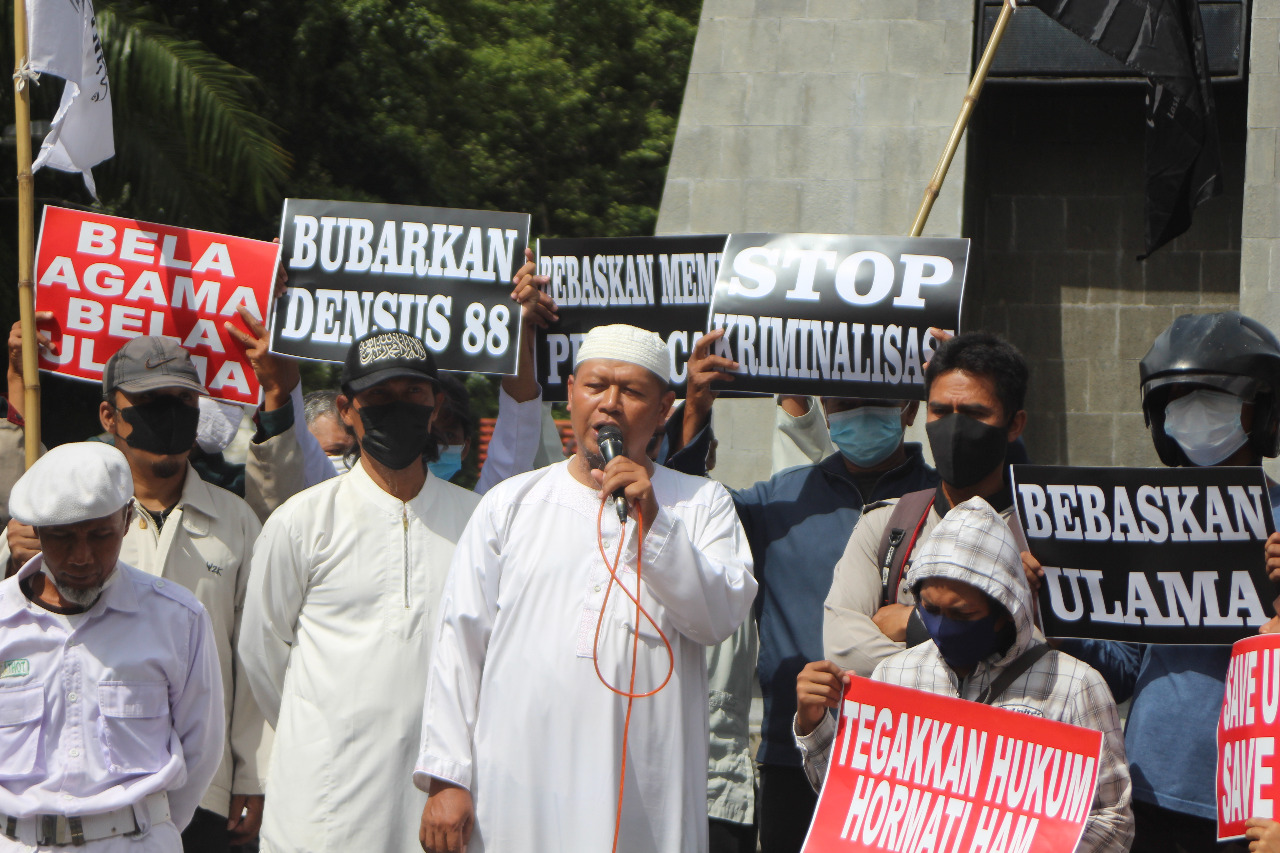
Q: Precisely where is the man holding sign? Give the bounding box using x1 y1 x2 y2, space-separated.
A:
796 498 1134 851
1020 312 1280 853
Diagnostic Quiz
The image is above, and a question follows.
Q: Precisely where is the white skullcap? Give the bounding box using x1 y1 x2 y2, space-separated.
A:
574 324 670 383
10 442 134 527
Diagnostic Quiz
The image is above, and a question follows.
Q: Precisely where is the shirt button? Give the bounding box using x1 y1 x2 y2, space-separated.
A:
155 580 166 589
593 585 601 592
68 692 78 702
68 748 80 757
62 794 73 801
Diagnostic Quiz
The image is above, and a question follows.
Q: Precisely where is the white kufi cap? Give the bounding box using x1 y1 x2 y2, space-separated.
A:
10 442 134 527
573 324 670 383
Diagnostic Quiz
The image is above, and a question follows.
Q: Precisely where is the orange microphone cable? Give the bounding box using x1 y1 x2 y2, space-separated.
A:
591 497 674 853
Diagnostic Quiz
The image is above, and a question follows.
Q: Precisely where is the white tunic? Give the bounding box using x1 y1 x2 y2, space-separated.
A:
239 462 480 853
415 460 756 853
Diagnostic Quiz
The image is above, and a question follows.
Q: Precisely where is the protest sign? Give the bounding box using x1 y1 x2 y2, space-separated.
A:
1218 633 1280 840
271 199 530 374
706 233 968 399
536 234 727 401
803 676 1101 853
1012 466 1277 644
34 205 278 405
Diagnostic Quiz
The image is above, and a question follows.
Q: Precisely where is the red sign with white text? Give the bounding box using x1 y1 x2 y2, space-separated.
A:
802 677 1102 853
34 206 279 404
1217 633 1280 840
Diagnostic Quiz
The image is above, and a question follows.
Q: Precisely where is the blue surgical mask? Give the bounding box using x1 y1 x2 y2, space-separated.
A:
429 445 464 482
827 406 905 468
917 605 1001 672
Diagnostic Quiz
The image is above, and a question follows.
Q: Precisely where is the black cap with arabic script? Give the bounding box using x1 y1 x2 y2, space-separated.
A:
341 330 440 394
102 336 207 399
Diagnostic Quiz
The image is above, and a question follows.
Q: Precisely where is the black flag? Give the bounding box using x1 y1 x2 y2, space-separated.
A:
1026 0 1222 257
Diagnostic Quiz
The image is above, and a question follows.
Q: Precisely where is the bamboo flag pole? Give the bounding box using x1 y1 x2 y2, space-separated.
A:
12 0 40 467
909 0 1018 237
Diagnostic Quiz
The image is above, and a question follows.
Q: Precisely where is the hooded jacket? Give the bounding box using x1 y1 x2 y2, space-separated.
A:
797 497 1134 853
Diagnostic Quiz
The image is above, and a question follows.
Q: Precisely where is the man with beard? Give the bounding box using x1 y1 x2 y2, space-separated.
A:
823 331 1030 677
415 324 756 853
0 442 224 852
239 329 481 853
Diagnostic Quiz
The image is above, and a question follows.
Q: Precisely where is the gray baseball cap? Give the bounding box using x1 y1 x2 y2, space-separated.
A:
102 336 207 399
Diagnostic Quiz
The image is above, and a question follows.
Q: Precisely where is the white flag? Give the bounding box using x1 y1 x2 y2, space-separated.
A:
26 0 115 196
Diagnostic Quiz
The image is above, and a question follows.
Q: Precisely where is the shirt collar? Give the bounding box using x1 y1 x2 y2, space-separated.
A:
172 462 217 535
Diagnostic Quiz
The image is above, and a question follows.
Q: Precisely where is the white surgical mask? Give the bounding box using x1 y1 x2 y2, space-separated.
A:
328 454 351 475
1163 388 1249 467
196 397 245 454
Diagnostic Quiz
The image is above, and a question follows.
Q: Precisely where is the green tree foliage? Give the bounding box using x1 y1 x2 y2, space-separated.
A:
0 0 700 438
154 0 700 238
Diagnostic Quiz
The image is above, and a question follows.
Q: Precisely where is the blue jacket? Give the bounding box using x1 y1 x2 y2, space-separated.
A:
1061 481 1280 819
667 439 938 766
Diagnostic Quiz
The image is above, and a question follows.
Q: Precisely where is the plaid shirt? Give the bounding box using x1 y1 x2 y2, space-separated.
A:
797 498 1134 853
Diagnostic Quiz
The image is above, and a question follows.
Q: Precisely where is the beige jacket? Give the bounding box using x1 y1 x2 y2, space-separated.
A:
822 494 1020 678
119 464 269 818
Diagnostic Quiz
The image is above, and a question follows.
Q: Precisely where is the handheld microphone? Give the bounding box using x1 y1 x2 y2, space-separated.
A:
596 425 629 524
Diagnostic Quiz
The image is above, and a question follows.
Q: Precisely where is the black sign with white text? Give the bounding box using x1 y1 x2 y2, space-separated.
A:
706 233 968 399
271 199 530 373
1013 465 1278 644
535 234 727 401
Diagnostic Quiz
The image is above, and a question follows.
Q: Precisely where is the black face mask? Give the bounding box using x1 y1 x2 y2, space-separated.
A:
926 413 1009 489
358 401 434 470
120 396 200 456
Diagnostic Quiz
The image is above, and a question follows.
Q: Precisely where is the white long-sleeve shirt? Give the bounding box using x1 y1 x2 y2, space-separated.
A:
239 461 480 853
415 460 757 853
0 558 223 836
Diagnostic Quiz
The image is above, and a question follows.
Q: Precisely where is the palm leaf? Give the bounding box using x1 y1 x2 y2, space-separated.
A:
96 7 291 217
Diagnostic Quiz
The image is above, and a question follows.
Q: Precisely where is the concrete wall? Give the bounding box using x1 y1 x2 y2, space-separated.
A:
1241 0 1280 478
965 82 1246 467
657 0 976 488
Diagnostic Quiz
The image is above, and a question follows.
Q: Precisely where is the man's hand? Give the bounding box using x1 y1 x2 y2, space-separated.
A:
420 780 474 853
225 306 299 412
510 247 557 329
591 456 659 535
1020 550 1044 594
271 237 289 300
501 248 555 403
1266 532 1280 583
8 312 55 419
796 660 849 736
227 794 264 845
1246 817 1280 852
872 603 914 643
680 330 738 451
7 519 40 576
8 312 56 376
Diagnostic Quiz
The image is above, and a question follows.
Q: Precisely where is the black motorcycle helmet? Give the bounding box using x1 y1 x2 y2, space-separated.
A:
1140 311 1280 466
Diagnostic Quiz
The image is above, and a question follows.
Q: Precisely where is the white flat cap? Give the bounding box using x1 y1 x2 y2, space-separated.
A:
574 324 670 383
10 442 134 527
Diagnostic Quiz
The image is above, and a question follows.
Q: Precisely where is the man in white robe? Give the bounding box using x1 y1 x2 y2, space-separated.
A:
414 324 757 853
239 330 481 853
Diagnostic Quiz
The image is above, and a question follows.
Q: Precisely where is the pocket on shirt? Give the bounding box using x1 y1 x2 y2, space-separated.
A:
97 682 170 773
0 684 44 778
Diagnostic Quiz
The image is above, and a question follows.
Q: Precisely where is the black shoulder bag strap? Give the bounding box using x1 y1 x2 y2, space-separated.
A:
876 489 937 606
977 643 1051 705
